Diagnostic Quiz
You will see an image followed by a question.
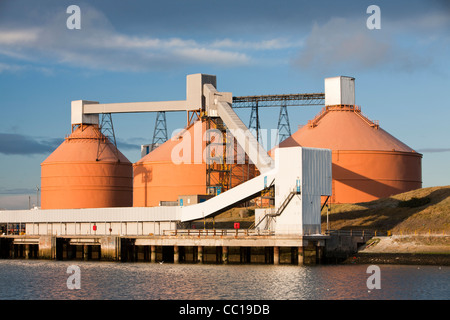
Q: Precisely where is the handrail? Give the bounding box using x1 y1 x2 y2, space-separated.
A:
163 229 275 237
325 229 389 237
308 107 328 127
307 105 379 129
354 109 379 128
272 191 297 217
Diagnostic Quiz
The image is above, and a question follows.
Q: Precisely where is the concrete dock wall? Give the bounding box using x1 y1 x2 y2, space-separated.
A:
0 233 329 265
323 230 373 262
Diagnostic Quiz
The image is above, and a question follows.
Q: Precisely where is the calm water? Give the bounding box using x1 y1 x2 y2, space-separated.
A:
0 260 448 300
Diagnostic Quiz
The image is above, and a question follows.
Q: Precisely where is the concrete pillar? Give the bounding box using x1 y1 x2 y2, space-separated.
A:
273 246 280 265
222 246 228 264
197 246 203 264
38 236 56 259
317 246 323 264
133 244 138 262
83 245 89 261
303 245 317 265
100 236 118 261
298 246 304 265
25 244 30 259
174 245 179 264
151 245 156 263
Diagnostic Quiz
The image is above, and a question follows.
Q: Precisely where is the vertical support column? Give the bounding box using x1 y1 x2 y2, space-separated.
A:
273 246 280 265
83 245 89 261
65 242 71 260
317 245 323 264
151 245 156 263
222 246 228 264
25 244 30 259
38 236 56 259
303 241 317 265
197 246 203 264
62 241 67 260
174 245 179 264
215 246 221 264
298 246 304 265
100 236 119 261
10 242 15 259
134 243 139 262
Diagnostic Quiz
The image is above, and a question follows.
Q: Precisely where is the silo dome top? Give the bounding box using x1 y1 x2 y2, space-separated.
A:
42 124 130 164
280 105 418 153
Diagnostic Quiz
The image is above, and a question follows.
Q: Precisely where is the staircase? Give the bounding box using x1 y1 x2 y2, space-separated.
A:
252 189 300 230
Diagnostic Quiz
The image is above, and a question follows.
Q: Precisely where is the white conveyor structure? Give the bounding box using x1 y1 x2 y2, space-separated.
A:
4 73 331 236
180 146 331 236
180 168 276 222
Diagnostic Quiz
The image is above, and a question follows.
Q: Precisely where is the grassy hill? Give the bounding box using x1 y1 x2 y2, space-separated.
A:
196 186 450 235
321 186 450 235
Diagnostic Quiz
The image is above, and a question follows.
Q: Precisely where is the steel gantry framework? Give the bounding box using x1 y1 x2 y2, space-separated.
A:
232 93 325 108
149 93 325 150
201 92 325 195
232 93 325 143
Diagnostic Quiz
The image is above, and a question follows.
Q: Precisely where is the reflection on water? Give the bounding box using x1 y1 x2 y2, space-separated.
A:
0 260 448 300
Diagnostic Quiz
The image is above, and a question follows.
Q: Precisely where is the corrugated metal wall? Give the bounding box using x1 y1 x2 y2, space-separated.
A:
301 147 332 197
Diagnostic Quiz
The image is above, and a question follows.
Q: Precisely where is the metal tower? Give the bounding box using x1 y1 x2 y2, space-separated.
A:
151 111 168 151
248 102 261 142
96 113 119 162
276 104 291 144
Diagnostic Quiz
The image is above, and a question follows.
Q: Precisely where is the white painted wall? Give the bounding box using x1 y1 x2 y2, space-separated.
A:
324 76 355 106
274 147 332 235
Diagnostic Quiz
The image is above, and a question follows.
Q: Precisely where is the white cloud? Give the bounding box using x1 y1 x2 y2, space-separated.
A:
291 16 441 74
210 38 303 50
0 62 24 72
0 28 40 45
0 5 297 72
292 18 391 72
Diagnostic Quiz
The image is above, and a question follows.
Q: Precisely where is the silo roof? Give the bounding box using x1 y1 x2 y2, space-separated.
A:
42 125 130 164
279 106 418 153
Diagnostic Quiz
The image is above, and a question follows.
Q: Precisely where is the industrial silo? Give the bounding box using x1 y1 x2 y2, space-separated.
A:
133 119 256 207
276 77 422 204
41 124 133 209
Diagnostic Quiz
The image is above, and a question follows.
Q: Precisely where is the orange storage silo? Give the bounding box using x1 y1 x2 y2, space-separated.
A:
133 119 256 207
41 124 133 209
277 105 422 203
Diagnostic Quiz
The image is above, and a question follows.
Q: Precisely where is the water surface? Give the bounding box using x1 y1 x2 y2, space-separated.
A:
0 260 448 300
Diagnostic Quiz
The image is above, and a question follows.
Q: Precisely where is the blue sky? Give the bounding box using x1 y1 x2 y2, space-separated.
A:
0 0 449 209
